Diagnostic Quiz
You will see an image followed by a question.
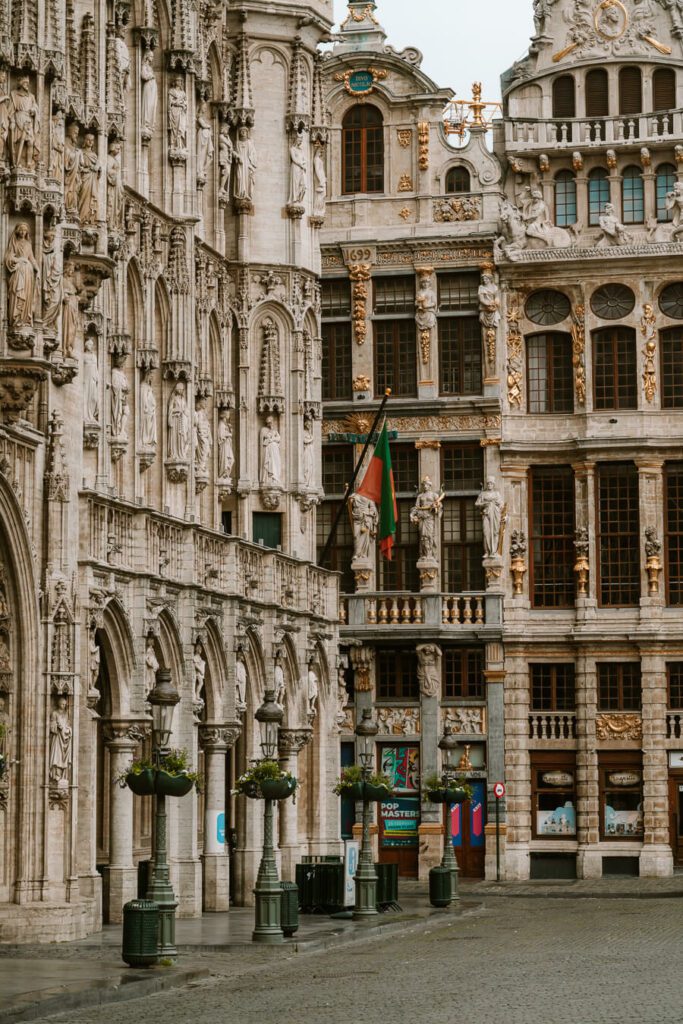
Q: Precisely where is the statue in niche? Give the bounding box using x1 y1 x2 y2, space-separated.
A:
0 69 10 164
106 140 124 230
666 182 683 241
350 492 378 562
288 132 307 206
274 662 286 709
0 693 8 756
410 477 444 561
312 143 327 218
49 695 72 784
476 478 505 557
83 337 99 423
167 382 190 461
49 114 64 180
233 126 257 203
193 640 206 703
114 24 131 94
140 371 157 448
5 222 39 335
9 74 40 170
478 268 500 354
140 51 158 140
89 628 100 691
168 76 187 153
235 658 247 713
42 228 62 335
597 203 633 247
416 643 441 698
302 417 315 489
78 133 101 225
145 636 159 693
193 395 212 476
0 632 10 671
61 262 81 359
415 272 437 352
307 667 319 718
218 125 233 196
64 123 81 214
217 409 234 481
196 100 214 182
260 415 282 488
111 361 129 439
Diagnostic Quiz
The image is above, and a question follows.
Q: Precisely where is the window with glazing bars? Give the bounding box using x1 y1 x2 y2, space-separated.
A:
661 329 683 408
598 663 641 711
527 333 574 413
531 664 576 711
322 279 351 318
322 444 354 496
656 165 676 222
593 328 637 410
442 499 485 592
530 466 575 608
437 273 479 311
666 463 683 605
555 171 577 226
597 463 640 606
342 105 384 194
374 320 417 397
443 648 484 699
588 169 609 226
316 501 354 594
377 650 419 700
439 317 482 395
442 444 483 492
322 322 353 401
667 663 683 708
373 276 415 315
622 166 644 224
379 446 419 592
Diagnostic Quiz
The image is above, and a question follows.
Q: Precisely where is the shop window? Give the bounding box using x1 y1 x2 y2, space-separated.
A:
597 462 640 606
588 168 609 226
342 104 384 195
598 663 641 710
322 322 353 400
593 327 637 410
525 289 571 327
531 752 577 839
619 67 642 115
599 754 643 840
526 332 574 413
374 320 417 398
443 648 484 699
439 317 482 395
656 164 676 222
586 68 609 117
442 499 485 592
667 663 683 708
529 465 576 608
441 443 483 492
437 272 479 311
253 512 281 549
554 170 577 226
622 165 644 224
552 75 576 119
377 650 419 700
531 664 576 711
661 329 683 408
653 67 676 111
445 166 470 193
665 463 683 605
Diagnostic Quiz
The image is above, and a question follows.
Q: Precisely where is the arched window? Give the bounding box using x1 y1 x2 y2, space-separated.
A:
445 166 470 193
588 168 609 226
552 76 576 119
653 68 676 111
342 105 384 195
656 164 676 222
527 333 574 413
554 170 577 226
586 68 609 117
622 165 644 224
593 327 638 410
619 67 642 115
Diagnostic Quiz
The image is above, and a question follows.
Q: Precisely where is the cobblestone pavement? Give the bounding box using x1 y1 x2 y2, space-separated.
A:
30 897 682 1024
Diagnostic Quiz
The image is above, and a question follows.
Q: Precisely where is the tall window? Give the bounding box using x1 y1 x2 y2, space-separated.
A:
379 445 419 592
342 104 384 195
593 328 637 410
442 444 484 593
661 328 683 408
438 272 481 396
373 276 416 398
531 664 576 711
377 650 418 700
653 68 676 111
665 463 683 605
588 168 609 225
321 279 352 400
443 648 484 699
527 333 573 413
317 445 355 591
446 166 470 193
667 663 683 708
552 75 576 119
619 67 642 115
530 466 575 608
597 462 640 606
656 164 676 222
598 663 641 711
555 170 577 226
586 68 609 117
622 165 644 224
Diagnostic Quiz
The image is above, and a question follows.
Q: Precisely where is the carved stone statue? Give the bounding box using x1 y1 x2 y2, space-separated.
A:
288 132 307 206
218 125 233 196
64 123 82 214
140 371 157 449
478 268 501 359
0 70 10 164
416 644 441 698
597 203 632 247
49 113 64 180
49 696 72 784
145 637 159 693
114 25 131 93
78 133 102 225
42 229 62 335
415 273 437 337
5 222 39 337
83 337 99 423
533 0 558 35
234 127 257 203
521 187 556 245
140 50 158 140
217 409 234 481
274 662 286 708
260 415 282 488
168 76 188 153
307 667 319 718
410 477 443 561
193 640 206 702
350 492 378 562
9 74 40 170
666 182 683 240
0 634 10 672
111 363 129 439
302 418 315 489
476 478 505 557
235 658 247 712
61 261 81 358
106 140 124 230
312 143 327 219
167 382 190 461
193 395 212 476
196 100 214 183
89 629 100 691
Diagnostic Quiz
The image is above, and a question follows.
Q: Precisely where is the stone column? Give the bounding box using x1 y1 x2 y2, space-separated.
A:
576 653 601 878
640 647 673 877
574 461 597 623
103 721 148 923
417 658 440 882
642 170 656 225
278 728 312 881
637 460 665 616
199 722 241 911
503 654 531 880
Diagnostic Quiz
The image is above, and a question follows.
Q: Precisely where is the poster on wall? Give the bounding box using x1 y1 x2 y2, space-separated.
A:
379 797 420 848
537 801 576 836
380 745 420 793
451 780 486 848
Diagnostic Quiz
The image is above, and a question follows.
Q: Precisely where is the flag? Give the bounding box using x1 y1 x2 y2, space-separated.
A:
356 421 397 560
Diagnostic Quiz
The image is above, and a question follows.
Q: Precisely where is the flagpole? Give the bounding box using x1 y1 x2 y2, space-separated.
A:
318 388 392 568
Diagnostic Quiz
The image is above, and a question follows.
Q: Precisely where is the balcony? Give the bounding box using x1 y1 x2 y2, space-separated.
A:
667 712 683 740
503 110 681 154
339 591 497 632
529 713 577 742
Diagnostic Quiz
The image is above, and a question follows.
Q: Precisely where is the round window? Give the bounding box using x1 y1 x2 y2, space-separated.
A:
525 289 571 326
659 282 683 319
590 284 635 320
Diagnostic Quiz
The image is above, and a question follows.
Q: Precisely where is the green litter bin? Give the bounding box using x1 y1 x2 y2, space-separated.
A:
428 866 452 908
122 899 160 967
280 881 299 937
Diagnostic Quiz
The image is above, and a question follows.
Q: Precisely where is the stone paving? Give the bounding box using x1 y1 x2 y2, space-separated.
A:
20 893 683 1024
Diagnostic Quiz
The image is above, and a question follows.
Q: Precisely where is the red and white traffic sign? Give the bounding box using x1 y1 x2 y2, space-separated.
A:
493 782 506 799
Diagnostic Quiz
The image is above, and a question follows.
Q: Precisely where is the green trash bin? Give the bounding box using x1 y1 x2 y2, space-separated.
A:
280 881 299 937
429 866 452 909
122 899 160 967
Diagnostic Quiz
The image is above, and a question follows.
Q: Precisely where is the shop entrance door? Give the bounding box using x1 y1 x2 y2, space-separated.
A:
451 779 486 878
668 774 683 864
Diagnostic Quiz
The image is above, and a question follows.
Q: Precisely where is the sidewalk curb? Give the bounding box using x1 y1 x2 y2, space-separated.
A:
471 887 683 900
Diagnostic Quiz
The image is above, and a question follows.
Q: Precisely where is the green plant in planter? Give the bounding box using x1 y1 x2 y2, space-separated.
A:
333 765 392 799
117 747 203 795
423 772 473 803
233 759 297 800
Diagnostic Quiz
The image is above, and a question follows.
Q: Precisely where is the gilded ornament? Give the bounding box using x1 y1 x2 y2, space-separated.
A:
506 296 524 410
397 129 412 148
348 263 372 346
352 374 371 392
417 121 429 171
574 527 589 596
641 303 657 403
595 713 642 742
341 4 379 28
570 302 586 406
645 527 662 595
398 174 413 193
414 440 441 450
399 207 411 221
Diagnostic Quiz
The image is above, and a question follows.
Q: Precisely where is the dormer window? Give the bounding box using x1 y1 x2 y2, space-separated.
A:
619 67 642 116
552 76 575 120
342 105 384 195
653 68 676 112
445 166 470 193
586 68 609 117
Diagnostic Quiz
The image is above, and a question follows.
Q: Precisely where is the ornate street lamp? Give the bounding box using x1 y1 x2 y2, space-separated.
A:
252 688 285 943
354 708 379 919
147 668 180 957
438 724 460 906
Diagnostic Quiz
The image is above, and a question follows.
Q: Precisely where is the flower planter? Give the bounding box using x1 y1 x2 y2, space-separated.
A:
155 770 194 797
338 782 392 802
426 788 468 805
260 777 297 800
125 768 156 796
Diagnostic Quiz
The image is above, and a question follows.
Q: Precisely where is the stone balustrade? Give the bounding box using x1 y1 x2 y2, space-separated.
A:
529 712 577 742
667 712 683 740
504 110 681 153
339 591 491 630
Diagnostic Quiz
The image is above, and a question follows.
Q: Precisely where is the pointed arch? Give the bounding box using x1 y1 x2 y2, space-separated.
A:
154 276 170 360
197 617 229 720
157 606 187 699
98 597 137 716
126 259 144 341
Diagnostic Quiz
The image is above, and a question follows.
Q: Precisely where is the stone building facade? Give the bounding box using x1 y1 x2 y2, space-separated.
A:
0 0 342 942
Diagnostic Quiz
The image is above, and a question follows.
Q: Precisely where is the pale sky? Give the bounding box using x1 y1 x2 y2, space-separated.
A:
331 0 535 105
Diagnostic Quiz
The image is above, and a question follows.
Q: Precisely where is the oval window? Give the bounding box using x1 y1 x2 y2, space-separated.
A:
659 282 683 319
590 283 635 320
525 289 571 326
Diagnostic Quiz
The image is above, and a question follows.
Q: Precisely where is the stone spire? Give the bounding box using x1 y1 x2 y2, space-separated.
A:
336 1 387 54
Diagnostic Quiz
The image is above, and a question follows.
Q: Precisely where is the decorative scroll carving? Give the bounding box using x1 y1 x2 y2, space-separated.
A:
433 196 480 223
350 645 374 692
570 302 586 406
417 120 429 170
641 303 657 403
506 295 523 409
595 713 642 742
349 263 371 346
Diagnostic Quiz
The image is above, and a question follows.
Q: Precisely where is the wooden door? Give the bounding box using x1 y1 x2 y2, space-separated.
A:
668 774 683 864
451 779 486 878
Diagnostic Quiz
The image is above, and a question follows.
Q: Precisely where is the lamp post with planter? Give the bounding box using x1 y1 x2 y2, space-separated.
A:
354 708 379 919
437 724 462 907
252 688 285 944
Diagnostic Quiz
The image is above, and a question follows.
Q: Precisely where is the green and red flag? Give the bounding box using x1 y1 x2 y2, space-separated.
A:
355 421 398 560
